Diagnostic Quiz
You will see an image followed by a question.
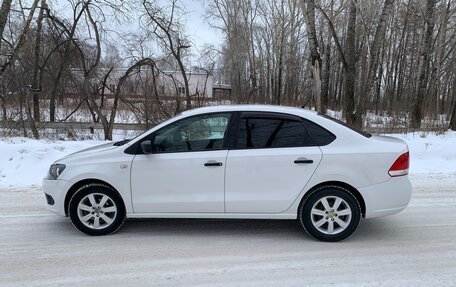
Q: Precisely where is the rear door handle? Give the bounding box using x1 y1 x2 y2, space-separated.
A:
204 161 223 167
294 158 313 164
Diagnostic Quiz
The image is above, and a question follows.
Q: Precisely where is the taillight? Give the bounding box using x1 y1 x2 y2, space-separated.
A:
388 152 409 177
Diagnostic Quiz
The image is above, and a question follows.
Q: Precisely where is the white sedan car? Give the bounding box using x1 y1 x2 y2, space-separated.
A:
43 105 411 241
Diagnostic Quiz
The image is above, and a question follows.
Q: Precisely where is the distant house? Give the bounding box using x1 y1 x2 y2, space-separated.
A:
212 83 232 101
158 71 215 99
61 67 231 103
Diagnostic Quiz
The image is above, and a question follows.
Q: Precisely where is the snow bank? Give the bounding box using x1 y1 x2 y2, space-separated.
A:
1 131 455 188
388 131 456 174
0 138 105 188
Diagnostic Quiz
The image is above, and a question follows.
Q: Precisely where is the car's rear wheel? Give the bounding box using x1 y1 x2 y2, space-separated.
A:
69 184 125 236
299 186 361 242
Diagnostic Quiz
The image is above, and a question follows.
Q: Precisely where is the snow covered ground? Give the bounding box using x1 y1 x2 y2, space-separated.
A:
0 179 455 286
0 131 455 286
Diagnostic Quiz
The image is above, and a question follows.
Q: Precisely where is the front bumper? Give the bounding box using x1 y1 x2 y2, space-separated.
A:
359 176 412 218
42 178 73 216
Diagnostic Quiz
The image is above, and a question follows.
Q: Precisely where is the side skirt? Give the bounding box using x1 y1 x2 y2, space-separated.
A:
127 212 297 220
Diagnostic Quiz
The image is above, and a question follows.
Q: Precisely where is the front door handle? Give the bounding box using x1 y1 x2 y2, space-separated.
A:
204 161 223 167
294 158 313 164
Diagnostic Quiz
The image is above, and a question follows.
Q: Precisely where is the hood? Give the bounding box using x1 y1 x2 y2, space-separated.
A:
57 142 118 162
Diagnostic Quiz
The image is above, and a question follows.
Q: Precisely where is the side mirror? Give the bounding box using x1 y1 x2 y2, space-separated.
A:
140 140 153 154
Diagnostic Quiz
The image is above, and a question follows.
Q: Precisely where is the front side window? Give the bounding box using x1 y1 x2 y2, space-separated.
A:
153 113 231 152
236 115 314 149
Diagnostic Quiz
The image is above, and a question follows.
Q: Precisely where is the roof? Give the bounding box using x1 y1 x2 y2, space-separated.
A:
181 104 318 117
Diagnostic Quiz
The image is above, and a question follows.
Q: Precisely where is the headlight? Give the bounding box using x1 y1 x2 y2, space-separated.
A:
48 164 66 180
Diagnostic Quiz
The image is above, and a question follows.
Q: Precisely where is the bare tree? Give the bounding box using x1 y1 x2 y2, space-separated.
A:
31 0 46 123
354 0 395 128
0 0 39 76
411 0 437 128
143 0 192 111
108 58 156 139
0 0 12 120
0 0 12 52
42 1 88 122
300 0 323 112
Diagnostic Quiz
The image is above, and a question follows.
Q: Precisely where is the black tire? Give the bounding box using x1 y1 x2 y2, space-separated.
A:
299 186 361 242
69 183 126 236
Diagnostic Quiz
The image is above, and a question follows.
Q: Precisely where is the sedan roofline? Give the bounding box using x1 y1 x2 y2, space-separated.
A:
181 104 318 117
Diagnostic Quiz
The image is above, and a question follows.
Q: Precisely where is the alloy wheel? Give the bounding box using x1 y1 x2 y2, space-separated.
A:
310 196 352 235
77 193 118 230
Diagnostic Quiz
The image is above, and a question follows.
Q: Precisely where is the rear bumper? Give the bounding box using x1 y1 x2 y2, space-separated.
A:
42 178 73 216
359 176 412 218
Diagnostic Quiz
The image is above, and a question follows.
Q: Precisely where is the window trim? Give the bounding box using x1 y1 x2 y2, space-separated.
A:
233 111 317 150
125 111 337 154
240 111 302 122
301 118 336 147
127 112 235 155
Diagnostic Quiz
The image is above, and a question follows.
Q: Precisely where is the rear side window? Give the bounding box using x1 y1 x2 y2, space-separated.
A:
302 119 336 146
236 117 314 149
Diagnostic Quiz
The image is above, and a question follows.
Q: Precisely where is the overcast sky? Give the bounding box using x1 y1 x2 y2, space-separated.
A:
47 0 223 58
180 0 223 50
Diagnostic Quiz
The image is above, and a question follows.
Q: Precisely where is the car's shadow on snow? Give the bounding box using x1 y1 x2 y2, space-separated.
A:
112 215 411 243
123 218 306 239
50 214 413 243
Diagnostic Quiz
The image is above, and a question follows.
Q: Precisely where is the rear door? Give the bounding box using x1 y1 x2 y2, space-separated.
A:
225 112 323 213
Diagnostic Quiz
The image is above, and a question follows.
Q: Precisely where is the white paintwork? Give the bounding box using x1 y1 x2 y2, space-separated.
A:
131 150 228 213
225 147 322 213
43 104 412 222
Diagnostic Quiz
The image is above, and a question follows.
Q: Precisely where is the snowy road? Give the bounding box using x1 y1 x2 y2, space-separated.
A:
1 175 456 287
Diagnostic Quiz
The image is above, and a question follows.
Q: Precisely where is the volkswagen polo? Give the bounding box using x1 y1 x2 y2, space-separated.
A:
43 105 412 241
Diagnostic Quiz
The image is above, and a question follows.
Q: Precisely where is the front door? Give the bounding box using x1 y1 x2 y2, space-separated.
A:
131 112 232 213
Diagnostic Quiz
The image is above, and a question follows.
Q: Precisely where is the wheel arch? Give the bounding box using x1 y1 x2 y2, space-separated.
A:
64 179 125 216
299 181 366 217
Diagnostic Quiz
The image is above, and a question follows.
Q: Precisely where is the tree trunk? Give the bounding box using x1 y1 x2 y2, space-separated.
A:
300 0 323 112
449 83 456 130
449 66 456 130
321 33 331 113
25 90 39 139
0 0 12 52
354 0 394 128
175 52 191 110
345 0 357 126
0 0 39 77
276 30 284 105
31 0 45 122
431 0 450 115
411 0 436 128
0 0 38 123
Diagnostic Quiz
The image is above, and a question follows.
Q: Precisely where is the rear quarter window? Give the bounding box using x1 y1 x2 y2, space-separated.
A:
302 119 336 146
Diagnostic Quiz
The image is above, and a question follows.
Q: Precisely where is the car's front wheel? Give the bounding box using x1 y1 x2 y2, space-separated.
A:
299 186 361 242
69 184 126 236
